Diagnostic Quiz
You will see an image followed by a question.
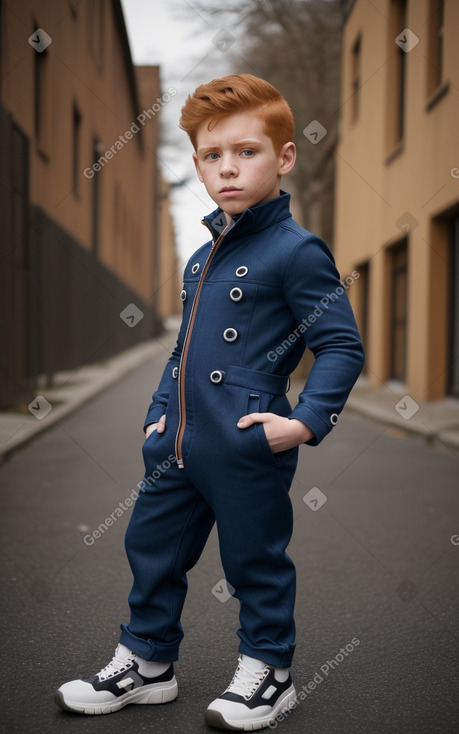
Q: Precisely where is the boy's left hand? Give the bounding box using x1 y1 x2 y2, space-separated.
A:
237 413 314 452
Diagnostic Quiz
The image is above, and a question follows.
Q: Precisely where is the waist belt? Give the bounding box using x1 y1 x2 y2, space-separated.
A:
210 365 290 394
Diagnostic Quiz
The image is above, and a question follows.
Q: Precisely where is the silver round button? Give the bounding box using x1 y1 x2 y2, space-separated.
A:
330 413 339 425
192 263 200 274
180 289 187 302
172 367 179 378
210 370 225 384
235 266 248 277
230 287 243 302
223 328 238 342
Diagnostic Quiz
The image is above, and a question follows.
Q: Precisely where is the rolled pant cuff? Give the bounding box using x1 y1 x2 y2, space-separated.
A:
119 623 180 662
238 641 294 669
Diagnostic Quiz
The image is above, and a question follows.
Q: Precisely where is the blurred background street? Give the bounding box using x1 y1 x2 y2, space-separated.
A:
1 0 458 732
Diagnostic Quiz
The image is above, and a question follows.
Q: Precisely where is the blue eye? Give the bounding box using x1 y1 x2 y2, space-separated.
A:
241 150 253 157
207 152 219 160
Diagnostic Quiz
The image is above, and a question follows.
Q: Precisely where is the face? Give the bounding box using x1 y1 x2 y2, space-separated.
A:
193 111 296 220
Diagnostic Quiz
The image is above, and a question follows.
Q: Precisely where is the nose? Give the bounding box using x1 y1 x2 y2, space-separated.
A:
219 153 237 177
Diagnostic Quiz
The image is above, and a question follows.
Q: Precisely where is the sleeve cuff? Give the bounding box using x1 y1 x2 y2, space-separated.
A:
289 405 338 446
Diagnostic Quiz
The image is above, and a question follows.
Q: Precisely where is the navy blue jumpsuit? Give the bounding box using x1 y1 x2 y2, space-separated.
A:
120 191 365 668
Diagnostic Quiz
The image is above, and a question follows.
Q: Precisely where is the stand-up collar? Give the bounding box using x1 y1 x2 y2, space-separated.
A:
202 190 292 242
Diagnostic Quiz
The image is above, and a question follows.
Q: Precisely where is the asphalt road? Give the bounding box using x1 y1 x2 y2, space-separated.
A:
1 340 458 734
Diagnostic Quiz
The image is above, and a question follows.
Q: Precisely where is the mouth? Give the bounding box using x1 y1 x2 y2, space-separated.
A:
219 186 242 193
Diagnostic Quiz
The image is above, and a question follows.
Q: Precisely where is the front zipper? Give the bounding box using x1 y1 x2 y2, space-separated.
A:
174 220 231 468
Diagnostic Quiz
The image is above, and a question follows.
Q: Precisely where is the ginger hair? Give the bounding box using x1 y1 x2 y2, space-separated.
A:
179 73 294 154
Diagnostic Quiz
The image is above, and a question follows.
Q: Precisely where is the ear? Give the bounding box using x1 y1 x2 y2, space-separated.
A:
192 152 204 183
278 142 296 176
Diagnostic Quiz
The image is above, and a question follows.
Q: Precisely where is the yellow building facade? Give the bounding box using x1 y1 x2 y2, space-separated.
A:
335 0 459 401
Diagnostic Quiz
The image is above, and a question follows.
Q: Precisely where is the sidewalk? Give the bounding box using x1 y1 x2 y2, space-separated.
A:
346 375 459 453
1 332 459 463
0 325 178 464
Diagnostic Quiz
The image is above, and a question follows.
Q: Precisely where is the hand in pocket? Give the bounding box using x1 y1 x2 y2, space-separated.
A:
145 414 166 438
237 412 313 452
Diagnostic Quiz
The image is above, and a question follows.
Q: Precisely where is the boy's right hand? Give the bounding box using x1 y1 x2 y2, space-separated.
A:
145 414 166 438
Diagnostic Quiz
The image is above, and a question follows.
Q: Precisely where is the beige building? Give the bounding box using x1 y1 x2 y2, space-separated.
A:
335 0 459 401
0 0 179 408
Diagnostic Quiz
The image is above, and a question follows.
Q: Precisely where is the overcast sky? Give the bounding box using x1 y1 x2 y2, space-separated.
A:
120 0 245 263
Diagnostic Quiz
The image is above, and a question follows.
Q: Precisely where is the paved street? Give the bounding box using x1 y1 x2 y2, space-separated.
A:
1 338 458 734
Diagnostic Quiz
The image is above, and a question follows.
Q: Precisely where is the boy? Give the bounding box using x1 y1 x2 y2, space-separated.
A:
55 74 364 730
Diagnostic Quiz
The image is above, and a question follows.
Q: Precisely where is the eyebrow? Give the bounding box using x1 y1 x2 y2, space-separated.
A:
197 139 262 155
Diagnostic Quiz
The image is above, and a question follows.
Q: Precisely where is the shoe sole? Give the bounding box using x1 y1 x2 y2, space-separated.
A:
54 677 178 715
205 684 297 731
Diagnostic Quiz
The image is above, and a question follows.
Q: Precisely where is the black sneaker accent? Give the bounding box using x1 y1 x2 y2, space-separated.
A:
205 658 297 730
54 650 178 715
84 659 175 698
219 666 292 709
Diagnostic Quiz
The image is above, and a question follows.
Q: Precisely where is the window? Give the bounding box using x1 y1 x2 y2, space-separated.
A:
426 0 445 99
351 35 362 123
356 261 369 369
33 23 52 156
450 215 459 397
72 104 81 196
386 0 407 154
68 0 78 17
92 138 102 255
389 241 408 381
88 0 104 72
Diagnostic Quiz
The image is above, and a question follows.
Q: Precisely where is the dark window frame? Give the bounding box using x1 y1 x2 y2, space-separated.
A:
351 34 362 124
389 240 408 382
386 0 407 157
449 215 459 397
72 103 82 197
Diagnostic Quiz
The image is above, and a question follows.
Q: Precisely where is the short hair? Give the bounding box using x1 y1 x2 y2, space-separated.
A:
179 73 294 154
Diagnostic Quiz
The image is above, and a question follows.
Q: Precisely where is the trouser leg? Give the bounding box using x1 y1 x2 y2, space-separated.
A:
217 476 296 668
189 446 297 669
120 441 215 662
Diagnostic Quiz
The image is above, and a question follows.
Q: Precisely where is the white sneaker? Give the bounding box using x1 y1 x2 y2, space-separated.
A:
205 655 296 730
54 643 178 715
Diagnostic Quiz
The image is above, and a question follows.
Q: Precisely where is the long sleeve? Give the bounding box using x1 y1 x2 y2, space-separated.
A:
284 236 365 445
143 323 185 432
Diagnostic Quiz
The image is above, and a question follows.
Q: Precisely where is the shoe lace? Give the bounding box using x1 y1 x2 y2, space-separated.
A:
225 658 270 700
97 645 136 681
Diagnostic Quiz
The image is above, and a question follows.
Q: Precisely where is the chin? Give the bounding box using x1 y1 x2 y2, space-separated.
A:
217 201 245 215
220 197 252 211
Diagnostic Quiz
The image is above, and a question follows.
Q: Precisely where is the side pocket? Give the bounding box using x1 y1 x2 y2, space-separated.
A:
247 392 260 415
247 393 277 467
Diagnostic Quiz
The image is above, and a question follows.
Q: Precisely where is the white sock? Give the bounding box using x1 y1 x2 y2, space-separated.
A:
240 654 266 672
240 654 289 682
135 656 171 677
274 667 289 683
